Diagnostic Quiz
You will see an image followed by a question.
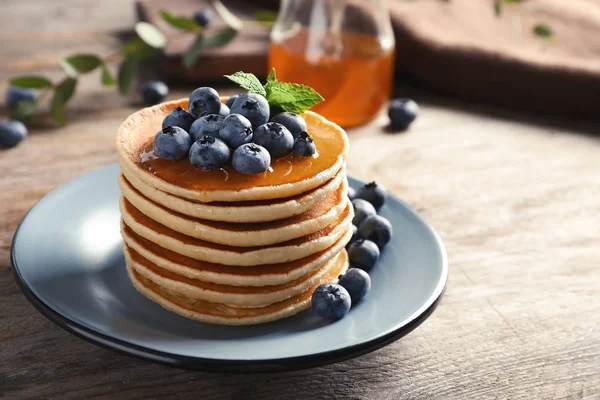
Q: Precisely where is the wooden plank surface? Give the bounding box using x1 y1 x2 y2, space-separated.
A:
1 1 600 399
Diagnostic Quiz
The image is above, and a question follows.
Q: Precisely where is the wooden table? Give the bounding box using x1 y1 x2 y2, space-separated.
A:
1 1 599 399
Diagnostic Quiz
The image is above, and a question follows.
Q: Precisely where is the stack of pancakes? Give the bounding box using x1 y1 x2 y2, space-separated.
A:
116 99 352 325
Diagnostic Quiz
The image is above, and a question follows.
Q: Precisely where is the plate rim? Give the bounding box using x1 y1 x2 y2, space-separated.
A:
11 164 448 372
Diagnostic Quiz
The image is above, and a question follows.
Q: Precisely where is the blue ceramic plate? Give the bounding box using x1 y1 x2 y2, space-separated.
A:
12 164 447 372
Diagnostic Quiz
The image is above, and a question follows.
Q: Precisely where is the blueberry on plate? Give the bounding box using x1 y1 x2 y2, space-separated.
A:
188 87 221 118
153 126 192 160
232 143 271 175
351 198 376 226
193 9 212 27
230 93 270 128
348 186 357 201
220 114 253 149
346 224 359 250
141 81 169 106
358 215 393 249
224 95 239 109
338 268 371 304
162 106 196 132
253 122 294 159
219 103 230 117
6 86 36 108
347 239 380 270
271 111 308 139
0 120 28 148
293 131 316 157
388 98 419 130
189 114 225 141
311 283 351 321
357 181 386 210
188 135 230 170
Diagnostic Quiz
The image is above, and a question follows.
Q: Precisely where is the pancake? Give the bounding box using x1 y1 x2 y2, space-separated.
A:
116 98 348 202
121 164 346 223
121 222 353 287
127 250 349 325
119 174 348 247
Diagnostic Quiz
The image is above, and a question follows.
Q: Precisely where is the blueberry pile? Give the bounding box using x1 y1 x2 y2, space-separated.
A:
153 87 316 174
311 182 392 321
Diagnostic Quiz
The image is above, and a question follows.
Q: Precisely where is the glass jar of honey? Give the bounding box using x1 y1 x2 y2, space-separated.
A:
268 0 395 128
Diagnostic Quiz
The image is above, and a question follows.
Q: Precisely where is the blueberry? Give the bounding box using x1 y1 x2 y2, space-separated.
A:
351 198 376 226
232 143 271 175
388 98 419 130
338 268 371 304
348 239 380 270
153 126 192 160
141 81 169 106
162 106 196 132
220 114 253 149
193 9 212 27
224 95 239 109
230 93 270 128
271 112 307 139
219 103 230 117
189 114 225 141
311 283 351 321
253 122 293 159
358 215 393 249
293 131 316 157
357 181 386 210
0 120 28 148
6 86 36 108
188 135 230 170
346 224 359 250
348 186 357 201
188 87 221 118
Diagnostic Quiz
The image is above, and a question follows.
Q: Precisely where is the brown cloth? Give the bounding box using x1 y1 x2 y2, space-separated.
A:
137 0 600 118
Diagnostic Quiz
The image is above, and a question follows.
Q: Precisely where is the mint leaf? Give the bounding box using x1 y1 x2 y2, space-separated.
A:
224 72 266 96
10 76 53 89
135 22 167 49
263 69 323 113
160 10 200 32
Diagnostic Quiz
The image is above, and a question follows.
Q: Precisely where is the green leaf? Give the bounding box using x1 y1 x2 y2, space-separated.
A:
494 0 502 16
51 78 77 126
224 71 266 96
10 75 53 89
118 57 137 94
101 64 114 86
183 36 205 68
121 38 158 60
212 0 243 30
9 100 36 122
60 54 102 76
183 28 238 68
266 81 323 113
533 23 554 40
135 22 167 49
254 10 277 23
266 68 276 84
160 10 200 31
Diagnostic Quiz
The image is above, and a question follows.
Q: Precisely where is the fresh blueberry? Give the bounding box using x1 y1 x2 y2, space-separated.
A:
230 93 270 128
358 215 393 249
232 143 271 175
338 268 371 304
348 186 356 201
188 87 221 118
0 120 28 148
193 9 212 27
188 135 230 170
189 114 225 141
162 106 196 132
346 224 359 250
6 86 36 108
311 283 351 321
224 95 239 109
357 181 386 210
388 98 419 130
253 122 293 159
153 126 192 160
271 112 307 139
220 114 253 149
141 81 169 106
293 131 316 157
348 239 380 270
219 103 230 117
351 198 376 226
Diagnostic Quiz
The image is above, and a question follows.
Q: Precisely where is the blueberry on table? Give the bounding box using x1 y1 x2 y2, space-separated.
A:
193 9 212 27
220 114 253 149
189 135 230 170
388 98 419 130
351 198 377 226
188 87 221 118
6 86 36 108
162 106 196 132
348 186 356 201
271 111 308 139
293 131 316 157
153 126 192 160
0 120 28 148
348 239 380 270
141 81 169 106
358 215 393 249
232 143 271 175
225 95 239 109
253 122 294 159
219 103 230 117
189 114 225 141
357 181 386 210
311 283 351 321
338 268 371 304
230 93 270 128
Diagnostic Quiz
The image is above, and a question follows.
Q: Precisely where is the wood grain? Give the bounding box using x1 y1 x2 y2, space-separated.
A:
1 1 599 399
